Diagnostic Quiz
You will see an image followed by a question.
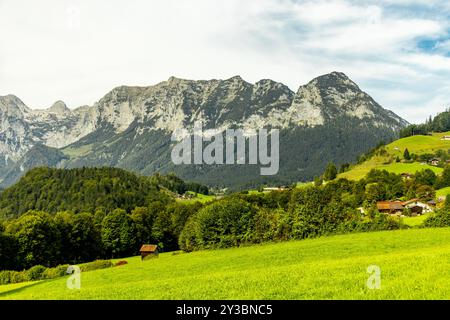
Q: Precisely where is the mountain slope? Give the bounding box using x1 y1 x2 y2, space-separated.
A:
0 167 166 218
0 72 408 188
338 131 450 180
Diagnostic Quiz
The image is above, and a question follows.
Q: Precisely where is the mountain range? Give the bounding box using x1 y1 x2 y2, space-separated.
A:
0 72 408 189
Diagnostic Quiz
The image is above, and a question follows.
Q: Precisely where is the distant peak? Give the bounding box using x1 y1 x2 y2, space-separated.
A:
228 75 243 81
0 94 29 113
48 100 70 114
316 71 350 81
309 71 359 90
167 76 180 82
0 94 26 104
330 71 349 78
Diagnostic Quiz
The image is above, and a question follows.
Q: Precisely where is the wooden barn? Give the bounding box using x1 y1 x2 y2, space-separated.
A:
140 244 159 261
376 201 404 215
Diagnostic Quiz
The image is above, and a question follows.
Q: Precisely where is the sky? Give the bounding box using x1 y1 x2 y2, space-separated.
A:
2 0 450 123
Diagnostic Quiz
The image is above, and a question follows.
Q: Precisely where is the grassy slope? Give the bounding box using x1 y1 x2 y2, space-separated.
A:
176 192 216 204
2 228 450 300
437 187 450 199
385 132 450 155
338 132 449 180
402 214 430 227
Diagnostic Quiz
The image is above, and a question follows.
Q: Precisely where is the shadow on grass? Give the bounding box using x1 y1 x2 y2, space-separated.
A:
0 278 63 298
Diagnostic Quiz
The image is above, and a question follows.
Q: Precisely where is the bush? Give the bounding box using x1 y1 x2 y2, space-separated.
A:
26 265 46 281
0 264 72 285
424 209 450 227
80 260 113 272
41 264 70 279
10 271 26 283
180 199 255 250
114 260 128 267
0 270 12 285
0 270 28 285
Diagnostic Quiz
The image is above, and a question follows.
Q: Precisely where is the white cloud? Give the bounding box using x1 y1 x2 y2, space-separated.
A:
1 0 450 123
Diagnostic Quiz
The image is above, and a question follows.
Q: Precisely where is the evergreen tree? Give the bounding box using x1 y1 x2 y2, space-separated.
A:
403 148 411 160
101 209 138 258
445 194 450 208
314 176 323 187
323 162 337 181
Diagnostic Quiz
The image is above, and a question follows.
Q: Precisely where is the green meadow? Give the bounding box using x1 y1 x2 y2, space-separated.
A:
176 192 216 204
2 227 450 300
437 187 450 199
338 162 442 181
338 132 450 180
386 132 450 155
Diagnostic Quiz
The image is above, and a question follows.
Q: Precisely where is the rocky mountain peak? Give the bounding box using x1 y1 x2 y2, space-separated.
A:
0 95 29 116
48 100 71 115
0 73 409 188
308 71 360 92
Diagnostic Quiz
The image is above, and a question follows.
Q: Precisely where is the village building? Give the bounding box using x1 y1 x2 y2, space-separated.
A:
376 201 404 215
403 199 434 215
400 173 413 179
140 244 159 261
376 198 434 216
429 158 440 166
263 186 289 192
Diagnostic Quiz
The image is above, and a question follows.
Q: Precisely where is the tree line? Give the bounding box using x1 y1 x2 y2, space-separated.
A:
2 166 450 271
0 167 208 219
400 108 450 138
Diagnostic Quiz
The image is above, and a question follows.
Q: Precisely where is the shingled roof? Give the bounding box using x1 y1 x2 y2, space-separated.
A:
140 244 158 252
376 201 404 211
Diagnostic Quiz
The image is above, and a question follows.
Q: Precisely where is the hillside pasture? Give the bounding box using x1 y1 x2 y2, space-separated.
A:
1 228 450 300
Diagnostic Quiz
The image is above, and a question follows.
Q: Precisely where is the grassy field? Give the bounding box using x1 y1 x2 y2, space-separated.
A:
437 187 450 199
339 162 442 180
2 227 450 300
337 132 450 180
386 132 450 155
176 192 216 204
402 214 429 227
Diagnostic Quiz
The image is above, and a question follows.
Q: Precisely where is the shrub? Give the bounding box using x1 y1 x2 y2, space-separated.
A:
0 270 12 285
80 260 112 272
10 271 26 283
180 199 255 250
0 270 29 285
26 265 47 281
424 209 450 227
41 264 70 279
114 260 128 267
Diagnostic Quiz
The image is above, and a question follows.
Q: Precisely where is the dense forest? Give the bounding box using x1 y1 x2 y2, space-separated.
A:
0 167 208 219
400 108 450 137
3 165 450 271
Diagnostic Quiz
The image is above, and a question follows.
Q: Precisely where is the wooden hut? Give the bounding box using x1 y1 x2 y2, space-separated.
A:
140 244 159 260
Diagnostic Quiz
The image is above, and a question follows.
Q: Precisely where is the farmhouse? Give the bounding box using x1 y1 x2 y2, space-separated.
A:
140 244 159 260
400 173 413 179
376 201 404 215
429 158 440 166
263 186 288 191
403 199 434 214
441 135 450 141
376 199 434 216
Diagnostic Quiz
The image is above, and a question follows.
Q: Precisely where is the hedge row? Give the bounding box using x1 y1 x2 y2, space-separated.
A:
0 260 112 285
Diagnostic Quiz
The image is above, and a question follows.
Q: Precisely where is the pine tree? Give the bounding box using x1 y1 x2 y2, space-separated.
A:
445 194 450 208
403 148 411 161
323 162 337 181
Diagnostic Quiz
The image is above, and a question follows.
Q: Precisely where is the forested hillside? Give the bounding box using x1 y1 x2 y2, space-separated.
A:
0 167 164 218
400 108 450 137
0 167 208 219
